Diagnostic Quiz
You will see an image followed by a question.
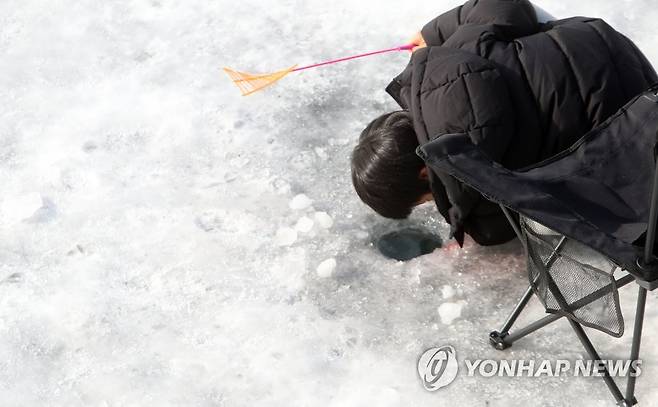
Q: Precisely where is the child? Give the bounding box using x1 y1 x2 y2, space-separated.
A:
351 0 657 246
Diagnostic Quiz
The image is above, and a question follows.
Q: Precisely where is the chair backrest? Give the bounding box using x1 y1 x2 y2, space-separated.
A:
418 85 658 279
641 90 658 268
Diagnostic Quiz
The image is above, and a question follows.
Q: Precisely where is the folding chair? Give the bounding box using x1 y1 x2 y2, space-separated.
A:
417 86 658 406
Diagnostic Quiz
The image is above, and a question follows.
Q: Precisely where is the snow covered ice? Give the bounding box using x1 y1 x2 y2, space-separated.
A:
275 227 298 246
2 0 658 406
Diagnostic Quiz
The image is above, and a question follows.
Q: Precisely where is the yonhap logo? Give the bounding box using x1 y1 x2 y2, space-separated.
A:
417 344 641 391
417 345 459 391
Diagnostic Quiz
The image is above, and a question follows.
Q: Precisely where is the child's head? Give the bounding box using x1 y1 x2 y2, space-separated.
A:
351 110 431 219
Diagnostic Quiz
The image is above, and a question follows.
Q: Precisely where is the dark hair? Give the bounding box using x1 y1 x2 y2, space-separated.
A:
351 111 429 219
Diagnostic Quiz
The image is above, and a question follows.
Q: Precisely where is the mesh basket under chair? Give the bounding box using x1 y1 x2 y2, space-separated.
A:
417 86 658 406
522 217 624 337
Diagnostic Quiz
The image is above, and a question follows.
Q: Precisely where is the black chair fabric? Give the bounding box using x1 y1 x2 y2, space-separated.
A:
417 87 658 280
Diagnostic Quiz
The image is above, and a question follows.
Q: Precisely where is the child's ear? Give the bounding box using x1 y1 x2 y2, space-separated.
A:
419 166 429 180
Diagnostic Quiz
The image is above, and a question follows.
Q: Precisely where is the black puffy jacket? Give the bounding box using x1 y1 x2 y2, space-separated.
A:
386 0 657 246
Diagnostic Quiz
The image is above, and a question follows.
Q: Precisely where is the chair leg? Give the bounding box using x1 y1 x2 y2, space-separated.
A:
489 284 534 350
490 210 568 351
490 275 636 351
568 319 625 405
623 286 648 406
544 262 628 405
497 313 561 346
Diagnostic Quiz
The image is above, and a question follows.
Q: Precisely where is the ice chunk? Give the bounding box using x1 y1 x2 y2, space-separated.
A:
272 178 291 195
314 211 333 228
314 147 328 160
441 285 456 300
289 194 313 210
294 216 314 233
438 301 466 325
275 227 298 246
316 258 337 278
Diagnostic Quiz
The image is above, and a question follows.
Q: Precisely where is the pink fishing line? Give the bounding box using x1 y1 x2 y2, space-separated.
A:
291 44 415 72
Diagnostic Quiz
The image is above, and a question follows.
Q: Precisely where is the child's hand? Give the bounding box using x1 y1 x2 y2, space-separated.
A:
408 31 427 52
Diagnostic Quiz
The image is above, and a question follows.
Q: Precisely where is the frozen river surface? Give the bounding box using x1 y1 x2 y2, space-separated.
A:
2 0 658 405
